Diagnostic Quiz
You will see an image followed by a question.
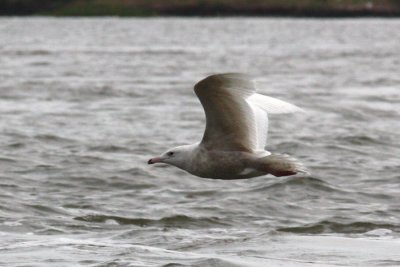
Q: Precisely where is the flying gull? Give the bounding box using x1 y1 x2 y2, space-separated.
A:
148 73 307 179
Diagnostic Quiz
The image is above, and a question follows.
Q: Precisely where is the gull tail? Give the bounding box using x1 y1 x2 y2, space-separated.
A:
254 154 308 177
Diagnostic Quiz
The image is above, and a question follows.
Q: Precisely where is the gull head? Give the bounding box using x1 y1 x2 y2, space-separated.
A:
148 144 196 170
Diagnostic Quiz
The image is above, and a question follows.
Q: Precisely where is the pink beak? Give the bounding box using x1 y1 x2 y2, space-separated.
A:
148 157 163 164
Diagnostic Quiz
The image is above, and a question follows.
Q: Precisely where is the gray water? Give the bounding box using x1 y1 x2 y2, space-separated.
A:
0 17 400 267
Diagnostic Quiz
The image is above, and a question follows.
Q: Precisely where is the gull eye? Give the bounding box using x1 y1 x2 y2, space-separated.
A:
167 152 174 156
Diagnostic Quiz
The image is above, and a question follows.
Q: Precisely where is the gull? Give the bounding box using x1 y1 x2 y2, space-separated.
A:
148 73 307 179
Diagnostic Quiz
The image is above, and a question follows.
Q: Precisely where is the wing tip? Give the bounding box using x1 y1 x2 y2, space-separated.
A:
206 73 253 80
248 93 304 114
194 73 254 89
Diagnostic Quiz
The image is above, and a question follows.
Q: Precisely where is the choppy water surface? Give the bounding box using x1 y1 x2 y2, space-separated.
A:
0 18 400 266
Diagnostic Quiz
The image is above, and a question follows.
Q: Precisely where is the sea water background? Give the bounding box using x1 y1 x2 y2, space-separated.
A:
0 17 399 266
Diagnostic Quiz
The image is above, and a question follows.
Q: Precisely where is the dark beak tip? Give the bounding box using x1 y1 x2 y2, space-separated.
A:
147 159 153 164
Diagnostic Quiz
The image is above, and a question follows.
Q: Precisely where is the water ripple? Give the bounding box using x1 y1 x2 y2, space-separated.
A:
74 214 229 228
279 221 400 234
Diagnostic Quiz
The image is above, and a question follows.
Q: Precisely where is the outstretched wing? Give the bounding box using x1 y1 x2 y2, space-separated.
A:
194 73 302 152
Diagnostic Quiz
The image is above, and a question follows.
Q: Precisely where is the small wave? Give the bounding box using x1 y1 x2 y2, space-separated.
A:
365 228 393 237
30 61 50 66
0 183 18 189
250 176 340 193
24 204 70 216
324 144 369 155
7 142 25 149
62 176 108 187
278 221 400 234
370 260 400 266
274 141 303 150
337 134 386 146
74 214 228 228
0 157 17 163
1 46 200 56
88 145 132 153
163 258 243 267
74 155 113 165
34 134 74 143
118 167 156 177
12 49 51 55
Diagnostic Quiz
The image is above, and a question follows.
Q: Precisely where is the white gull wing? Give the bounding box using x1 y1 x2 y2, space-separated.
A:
247 93 304 114
249 103 269 151
247 93 303 148
194 73 302 152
